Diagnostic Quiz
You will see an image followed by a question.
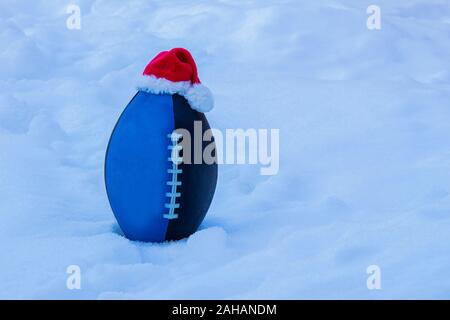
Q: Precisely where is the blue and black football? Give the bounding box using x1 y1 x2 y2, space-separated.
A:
105 48 218 242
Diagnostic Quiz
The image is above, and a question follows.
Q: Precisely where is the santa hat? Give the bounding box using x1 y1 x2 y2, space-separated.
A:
137 48 214 113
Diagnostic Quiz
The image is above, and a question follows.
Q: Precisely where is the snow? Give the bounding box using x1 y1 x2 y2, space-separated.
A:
1 0 450 299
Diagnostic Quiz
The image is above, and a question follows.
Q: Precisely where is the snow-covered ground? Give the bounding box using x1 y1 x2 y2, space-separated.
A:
1 0 450 299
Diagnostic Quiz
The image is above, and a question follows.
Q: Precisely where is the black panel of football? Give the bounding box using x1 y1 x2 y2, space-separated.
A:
165 94 218 240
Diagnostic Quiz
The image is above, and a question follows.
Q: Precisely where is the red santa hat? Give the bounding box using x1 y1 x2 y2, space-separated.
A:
137 48 214 113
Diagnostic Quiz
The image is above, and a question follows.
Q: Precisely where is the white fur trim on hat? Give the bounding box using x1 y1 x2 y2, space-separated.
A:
137 75 214 112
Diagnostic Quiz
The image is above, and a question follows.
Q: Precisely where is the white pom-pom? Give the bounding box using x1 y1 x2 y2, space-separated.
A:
184 84 214 113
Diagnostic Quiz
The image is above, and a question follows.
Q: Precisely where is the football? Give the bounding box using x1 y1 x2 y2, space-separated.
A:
105 48 218 242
